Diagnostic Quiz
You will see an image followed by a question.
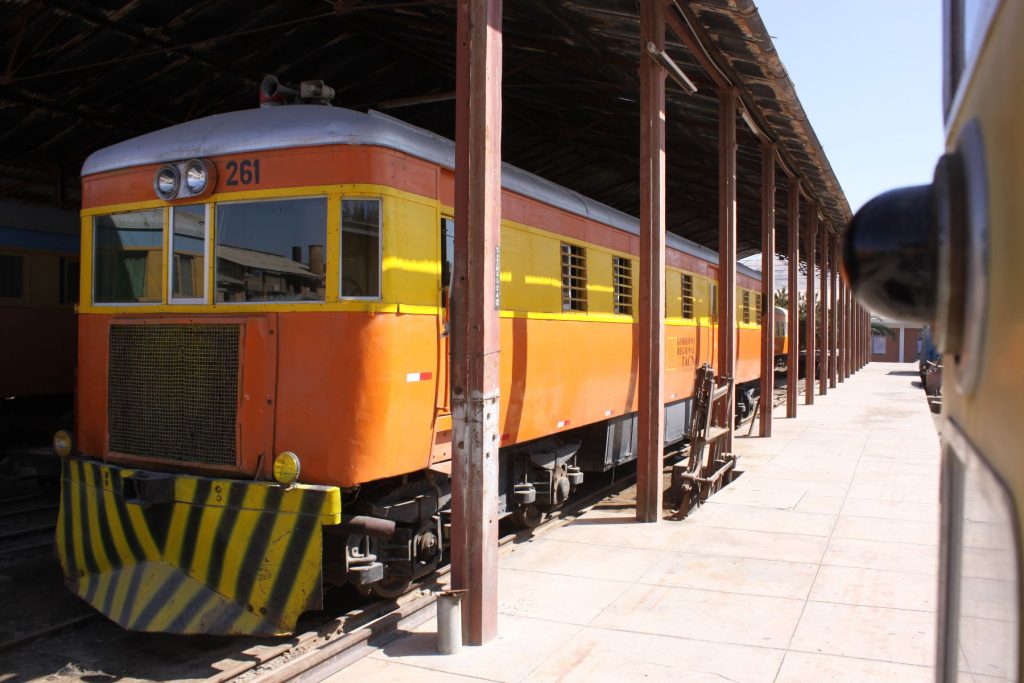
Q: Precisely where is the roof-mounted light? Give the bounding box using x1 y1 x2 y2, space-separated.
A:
184 159 209 195
154 164 180 200
152 159 216 200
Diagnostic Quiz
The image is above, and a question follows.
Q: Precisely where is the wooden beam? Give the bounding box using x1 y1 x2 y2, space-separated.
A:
717 86 738 448
451 0 502 646
636 0 667 524
786 177 800 418
759 142 775 437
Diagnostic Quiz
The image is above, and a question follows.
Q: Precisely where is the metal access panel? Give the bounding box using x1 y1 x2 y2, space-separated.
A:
664 398 691 446
575 414 636 473
575 398 692 474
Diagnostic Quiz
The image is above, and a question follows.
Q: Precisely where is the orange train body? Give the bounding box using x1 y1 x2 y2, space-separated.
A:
61 104 780 633
76 134 768 489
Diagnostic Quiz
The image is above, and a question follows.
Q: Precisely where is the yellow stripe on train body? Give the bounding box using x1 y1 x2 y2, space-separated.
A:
56 457 341 636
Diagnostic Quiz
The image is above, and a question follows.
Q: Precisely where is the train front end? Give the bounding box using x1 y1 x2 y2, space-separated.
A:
57 113 363 636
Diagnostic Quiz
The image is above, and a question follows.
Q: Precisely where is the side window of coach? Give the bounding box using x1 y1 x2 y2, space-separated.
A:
341 198 382 299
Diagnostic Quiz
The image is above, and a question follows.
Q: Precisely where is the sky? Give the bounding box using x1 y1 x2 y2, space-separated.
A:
742 1 945 291
754 0 945 214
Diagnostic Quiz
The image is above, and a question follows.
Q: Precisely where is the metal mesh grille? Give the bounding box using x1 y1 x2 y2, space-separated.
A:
108 324 240 465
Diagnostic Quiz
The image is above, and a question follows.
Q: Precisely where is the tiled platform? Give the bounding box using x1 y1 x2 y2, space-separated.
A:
328 363 941 682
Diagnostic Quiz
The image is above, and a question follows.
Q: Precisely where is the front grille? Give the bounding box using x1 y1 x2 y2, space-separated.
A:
108 324 240 466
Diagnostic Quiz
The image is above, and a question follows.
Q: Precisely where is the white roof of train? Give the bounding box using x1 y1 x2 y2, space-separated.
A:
83 105 761 280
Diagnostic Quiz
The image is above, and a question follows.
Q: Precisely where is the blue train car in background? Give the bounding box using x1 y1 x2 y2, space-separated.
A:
0 200 78 452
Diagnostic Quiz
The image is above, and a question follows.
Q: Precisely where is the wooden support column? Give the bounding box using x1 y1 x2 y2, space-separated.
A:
818 225 828 396
451 0 502 645
837 255 846 384
786 178 800 418
864 309 870 368
852 297 858 375
804 205 817 405
829 235 838 388
717 86 738 450
850 295 857 376
759 142 776 437
636 0 666 523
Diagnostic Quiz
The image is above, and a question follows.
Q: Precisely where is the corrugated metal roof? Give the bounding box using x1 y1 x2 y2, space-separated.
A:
0 0 849 261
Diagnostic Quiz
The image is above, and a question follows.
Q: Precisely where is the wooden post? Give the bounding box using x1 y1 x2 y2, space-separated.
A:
451 0 502 645
850 293 857 376
635 0 666 523
786 178 800 418
818 224 828 396
829 236 838 388
759 142 776 437
717 87 738 450
804 205 817 405
837 251 846 384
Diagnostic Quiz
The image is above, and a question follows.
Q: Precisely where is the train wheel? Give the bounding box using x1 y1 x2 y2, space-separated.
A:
512 503 544 529
368 577 414 600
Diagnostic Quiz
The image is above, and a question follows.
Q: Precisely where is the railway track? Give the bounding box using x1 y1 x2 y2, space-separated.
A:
237 467 644 682
0 489 58 564
0 461 645 681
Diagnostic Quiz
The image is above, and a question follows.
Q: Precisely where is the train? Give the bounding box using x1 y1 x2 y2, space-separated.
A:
0 200 78 452
844 0 1021 680
55 93 786 636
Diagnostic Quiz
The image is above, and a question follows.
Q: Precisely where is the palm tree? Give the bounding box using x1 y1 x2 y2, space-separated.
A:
871 320 896 339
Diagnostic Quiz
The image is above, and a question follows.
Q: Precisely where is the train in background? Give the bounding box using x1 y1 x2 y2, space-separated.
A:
55 90 786 636
0 200 78 452
845 1 1022 680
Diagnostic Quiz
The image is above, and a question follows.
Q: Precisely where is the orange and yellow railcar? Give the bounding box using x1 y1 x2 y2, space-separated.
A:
57 101 770 635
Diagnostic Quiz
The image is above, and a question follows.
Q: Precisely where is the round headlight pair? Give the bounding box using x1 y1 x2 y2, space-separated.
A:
153 159 209 200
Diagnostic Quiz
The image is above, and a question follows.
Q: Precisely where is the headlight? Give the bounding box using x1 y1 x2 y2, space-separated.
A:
273 451 301 486
154 164 180 200
53 430 73 458
183 159 208 195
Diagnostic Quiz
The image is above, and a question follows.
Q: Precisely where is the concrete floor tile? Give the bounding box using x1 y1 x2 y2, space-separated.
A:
794 495 846 514
789 601 936 667
766 459 858 484
846 483 939 504
640 552 818 600
541 511 693 552
708 485 805 510
959 615 1018 680
736 476 850 498
326 658 491 682
809 564 938 612
591 583 804 649
775 651 933 683
852 472 939 488
370 613 581 683
524 627 784 683
833 516 939 545
840 497 939 523
962 546 1018 581
823 537 939 574
501 538 668 582
960 576 1018 620
497 568 630 625
693 504 837 536
672 525 829 564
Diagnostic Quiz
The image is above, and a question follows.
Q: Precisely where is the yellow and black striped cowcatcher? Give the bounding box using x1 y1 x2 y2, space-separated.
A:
56 457 341 636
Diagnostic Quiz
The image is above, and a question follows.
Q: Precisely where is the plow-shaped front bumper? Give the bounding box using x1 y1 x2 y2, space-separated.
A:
56 458 341 636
